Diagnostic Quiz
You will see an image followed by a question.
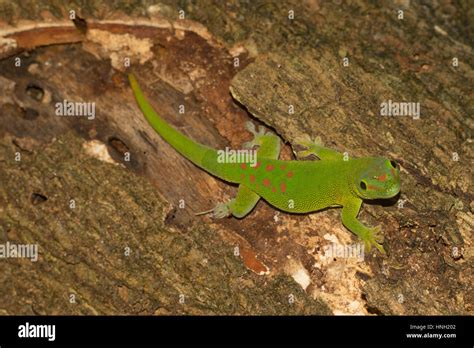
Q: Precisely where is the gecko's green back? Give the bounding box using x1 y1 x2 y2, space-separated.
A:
225 156 400 214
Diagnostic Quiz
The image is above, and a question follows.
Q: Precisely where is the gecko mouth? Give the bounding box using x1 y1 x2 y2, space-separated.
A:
384 184 401 198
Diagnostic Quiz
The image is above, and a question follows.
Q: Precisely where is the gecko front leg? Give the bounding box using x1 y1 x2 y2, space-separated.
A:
341 198 386 254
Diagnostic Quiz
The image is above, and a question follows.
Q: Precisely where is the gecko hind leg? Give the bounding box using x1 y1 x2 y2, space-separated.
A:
243 121 281 159
215 185 262 218
242 121 266 149
195 185 261 218
197 122 281 219
293 134 343 161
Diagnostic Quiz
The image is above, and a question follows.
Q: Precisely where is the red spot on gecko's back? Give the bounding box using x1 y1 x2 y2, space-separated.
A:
378 174 387 182
280 165 286 170
266 164 274 171
240 173 246 180
280 182 287 193
240 163 247 170
287 171 294 178
262 178 271 187
272 187 277 192
254 162 261 168
250 174 256 183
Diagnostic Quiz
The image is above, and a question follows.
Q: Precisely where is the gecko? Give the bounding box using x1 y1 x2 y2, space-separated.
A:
128 74 401 253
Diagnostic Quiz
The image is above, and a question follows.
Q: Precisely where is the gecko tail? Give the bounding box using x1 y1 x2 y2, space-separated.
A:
128 74 240 183
128 74 210 164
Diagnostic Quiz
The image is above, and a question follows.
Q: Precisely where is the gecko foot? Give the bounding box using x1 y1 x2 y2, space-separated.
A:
243 122 272 149
211 202 232 218
195 201 232 218
293 134 324 159
362 225 386 254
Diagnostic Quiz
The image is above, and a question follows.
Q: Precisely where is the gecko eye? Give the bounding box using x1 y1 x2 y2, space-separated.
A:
390 160 398 169
360 181 367 190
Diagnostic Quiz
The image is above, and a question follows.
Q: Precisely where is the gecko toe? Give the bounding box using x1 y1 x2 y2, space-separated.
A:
245 121 257 135
211 202 232 219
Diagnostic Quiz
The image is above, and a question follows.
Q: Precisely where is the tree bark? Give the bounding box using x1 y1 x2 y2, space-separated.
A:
0 0 471 315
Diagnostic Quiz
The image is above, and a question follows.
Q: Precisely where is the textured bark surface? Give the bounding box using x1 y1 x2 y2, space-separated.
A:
0 0 472 315
0 132 332 314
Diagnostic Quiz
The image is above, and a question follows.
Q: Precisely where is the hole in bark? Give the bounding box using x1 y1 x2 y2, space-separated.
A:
108 137 129 157
164 208 177 225
72 16 88 34
31 192 47 205
361 293 384 315
21 107 39 120
355 271 370 281
25 83 44 102
365 305 384 315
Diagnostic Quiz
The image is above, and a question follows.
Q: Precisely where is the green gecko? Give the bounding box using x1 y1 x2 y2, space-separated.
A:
129 74 401 253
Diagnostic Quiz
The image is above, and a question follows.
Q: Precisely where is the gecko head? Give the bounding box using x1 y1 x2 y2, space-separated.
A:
353 157 401 200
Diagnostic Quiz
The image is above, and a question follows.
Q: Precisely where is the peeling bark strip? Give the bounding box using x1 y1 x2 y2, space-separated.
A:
0 18 223 60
